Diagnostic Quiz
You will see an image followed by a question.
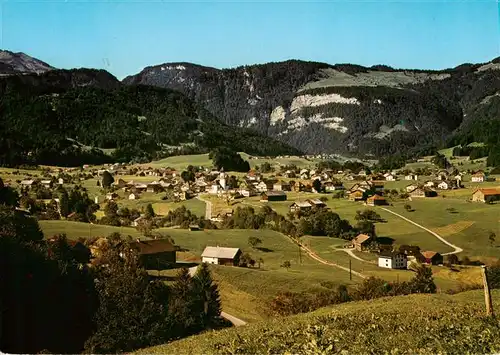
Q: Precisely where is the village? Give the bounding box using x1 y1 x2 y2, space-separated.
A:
2 153 499 279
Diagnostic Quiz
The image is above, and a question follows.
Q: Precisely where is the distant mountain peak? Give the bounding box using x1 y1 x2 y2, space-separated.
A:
0 50 54 75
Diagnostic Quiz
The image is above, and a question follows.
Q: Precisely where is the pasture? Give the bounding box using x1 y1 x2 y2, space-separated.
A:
39 220 146 240
388 198 500 260
158 228 359 322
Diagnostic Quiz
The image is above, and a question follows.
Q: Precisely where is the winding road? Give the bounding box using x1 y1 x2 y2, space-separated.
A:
380 207 463 256
293 239 367 279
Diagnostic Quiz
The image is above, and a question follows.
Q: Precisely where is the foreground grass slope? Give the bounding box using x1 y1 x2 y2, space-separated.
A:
138 290 500 355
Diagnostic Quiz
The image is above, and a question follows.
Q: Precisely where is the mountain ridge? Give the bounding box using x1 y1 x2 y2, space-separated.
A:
0 67 299 167
123 57 500 157
3 49 500 163
0 50 54 75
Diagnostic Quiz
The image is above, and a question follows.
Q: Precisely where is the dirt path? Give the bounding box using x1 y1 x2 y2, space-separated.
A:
380 207 463 256
188 266 247 327
296 241 366 279
196 195 212 220
341 248 376 264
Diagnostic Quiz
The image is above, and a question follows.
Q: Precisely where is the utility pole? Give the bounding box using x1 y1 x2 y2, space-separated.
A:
481 266 494 316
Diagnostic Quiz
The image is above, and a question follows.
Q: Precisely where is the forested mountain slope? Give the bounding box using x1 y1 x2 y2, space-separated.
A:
124 58 500 158
0 69 299 167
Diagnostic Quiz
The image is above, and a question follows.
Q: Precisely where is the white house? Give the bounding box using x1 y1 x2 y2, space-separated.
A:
378 252 407 269
201 246 242 266
128 193 137 200
405 184 419 193
405 174 418 181
255 181 269 193
471 172 485 183
437 181 450 190
384 173 396 181
209 183 222 195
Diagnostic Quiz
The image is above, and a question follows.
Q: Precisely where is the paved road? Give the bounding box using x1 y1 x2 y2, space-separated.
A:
380 207 463 256
196 195 212 220
188 266 248 327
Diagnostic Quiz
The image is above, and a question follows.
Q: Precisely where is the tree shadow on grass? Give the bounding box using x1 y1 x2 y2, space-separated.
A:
256 247 274 253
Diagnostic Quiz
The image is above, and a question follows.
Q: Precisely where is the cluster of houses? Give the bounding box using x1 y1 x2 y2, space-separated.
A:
351 234 444 270
105 178 194 202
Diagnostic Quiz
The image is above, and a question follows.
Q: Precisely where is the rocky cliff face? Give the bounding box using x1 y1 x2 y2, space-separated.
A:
124 59 500 157
0 50 54 75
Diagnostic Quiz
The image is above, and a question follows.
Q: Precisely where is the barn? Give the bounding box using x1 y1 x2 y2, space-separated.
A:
201 246 242 266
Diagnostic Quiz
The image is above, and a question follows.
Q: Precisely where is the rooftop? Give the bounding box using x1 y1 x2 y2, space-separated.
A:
201 246 241 259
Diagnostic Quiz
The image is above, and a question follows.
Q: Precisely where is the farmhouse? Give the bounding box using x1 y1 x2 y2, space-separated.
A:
424 181 435 188
106 192 119 200
246 170 261 181
421 251 443 265
369 181 385 192
20 179 37 188
471 172 486 183
273 181 291 191
405 184 419 193
146 181 164 193
128 193 138 200
324 181 344 192
405 174 418 181
307 198 327 208
201 246 242 266
384 173 396 181
289 201 313 213
40 180 53 188
366 194 387 206
352 234 372 251
349 190 364 201
256 181 271 193
408 187 437 198
472 189 500 203
130 239 177 269
261 191 287 202
378 252 407 269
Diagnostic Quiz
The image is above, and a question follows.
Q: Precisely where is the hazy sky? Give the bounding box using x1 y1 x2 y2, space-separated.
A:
1 0 499 79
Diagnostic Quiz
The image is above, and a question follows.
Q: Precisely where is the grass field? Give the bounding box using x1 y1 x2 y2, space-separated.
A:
39 220 146 240
140 154 213 170
160 228 358 322
388 199 500 261
238 192 455 253
136 289 500 354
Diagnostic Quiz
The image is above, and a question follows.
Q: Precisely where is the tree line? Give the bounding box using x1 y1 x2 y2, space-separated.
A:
0 193 225 354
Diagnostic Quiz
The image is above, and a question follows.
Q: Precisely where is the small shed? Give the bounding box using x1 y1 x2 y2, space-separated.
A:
201 246 242 266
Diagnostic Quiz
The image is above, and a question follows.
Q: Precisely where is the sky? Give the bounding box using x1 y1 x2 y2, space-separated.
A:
1 0 499 79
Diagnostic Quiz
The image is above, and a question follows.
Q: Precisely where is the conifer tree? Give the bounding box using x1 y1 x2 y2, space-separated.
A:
193 263 222 328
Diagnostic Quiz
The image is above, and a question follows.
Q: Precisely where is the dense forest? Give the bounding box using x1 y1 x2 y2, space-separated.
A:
0 70 300 167
124 58 500 162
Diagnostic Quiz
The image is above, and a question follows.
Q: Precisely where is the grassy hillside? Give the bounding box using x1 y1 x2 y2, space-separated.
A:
137 289 500 354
